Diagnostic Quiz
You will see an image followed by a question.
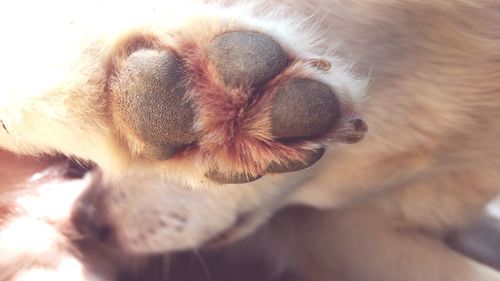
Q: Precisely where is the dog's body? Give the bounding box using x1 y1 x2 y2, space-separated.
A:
1 0 500 280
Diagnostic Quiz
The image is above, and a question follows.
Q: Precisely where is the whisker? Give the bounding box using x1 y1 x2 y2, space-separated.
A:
191 248 213 281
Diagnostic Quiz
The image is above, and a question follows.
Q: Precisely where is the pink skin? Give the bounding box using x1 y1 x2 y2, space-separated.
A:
0 150 56 189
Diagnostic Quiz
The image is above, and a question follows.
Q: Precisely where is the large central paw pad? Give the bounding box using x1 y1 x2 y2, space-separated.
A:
110 31 366 184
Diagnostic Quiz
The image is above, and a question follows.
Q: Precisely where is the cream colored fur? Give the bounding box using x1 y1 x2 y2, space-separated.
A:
1 0 500 280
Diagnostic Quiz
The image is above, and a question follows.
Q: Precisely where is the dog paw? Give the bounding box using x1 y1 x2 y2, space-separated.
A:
109 29 366 184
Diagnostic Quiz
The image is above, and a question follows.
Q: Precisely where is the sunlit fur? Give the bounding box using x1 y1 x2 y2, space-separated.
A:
1 0 500 280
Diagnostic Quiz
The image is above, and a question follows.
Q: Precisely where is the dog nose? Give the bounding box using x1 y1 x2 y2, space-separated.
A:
71 179 113 242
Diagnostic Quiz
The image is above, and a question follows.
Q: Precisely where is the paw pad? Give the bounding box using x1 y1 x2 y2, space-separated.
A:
111 30 366 184
205 170 263 184
206 31 288 88
206 148 325 184
271 79 340 140
114 49 196 159
266 148 325 173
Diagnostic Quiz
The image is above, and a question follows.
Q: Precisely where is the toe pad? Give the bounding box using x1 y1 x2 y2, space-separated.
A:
207 31 288 88
271 78 340 140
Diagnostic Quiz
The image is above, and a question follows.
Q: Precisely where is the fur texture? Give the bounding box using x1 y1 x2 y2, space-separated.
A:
1 0 500 280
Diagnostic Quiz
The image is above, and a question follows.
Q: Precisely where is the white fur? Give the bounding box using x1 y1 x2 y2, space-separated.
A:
1 0 500 280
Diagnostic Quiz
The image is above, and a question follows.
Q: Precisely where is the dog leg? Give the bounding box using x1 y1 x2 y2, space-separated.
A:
287 205 500 281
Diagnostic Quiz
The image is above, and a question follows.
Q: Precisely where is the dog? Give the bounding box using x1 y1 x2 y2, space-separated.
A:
1 0 500 280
